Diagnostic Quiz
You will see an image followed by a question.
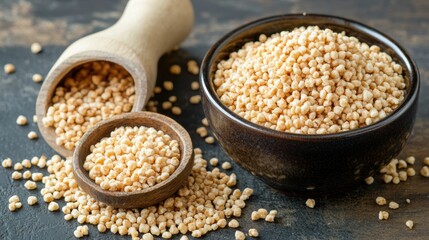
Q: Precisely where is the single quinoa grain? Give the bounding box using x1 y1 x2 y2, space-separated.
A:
4 63 15 74
48 201 59 211
222 161 232 170
202 118 209 127
16 115 28 125
42 61 135 151
420 166 429 177
189 95 201 104
171 106 182 115
209 158 219 166
378 211 389 220
163 81 174 91
265 210 277 222
364 176 374 185
228 219 239 228
376 196 387 206
406 156 415 165
170 64 181 75
187 60 199 75
11 171 22 180
235 230 246 240
24 180 37 190
83 126 180 192
27 131 38 140
305 198 316 208
31 42 43 54
32 73 43 83
389 201 399 209
191 81 200 90
214 26 405 134
27 196 38 205
2 158 12 168
424 157 429 166
196 126 208 137
205 136 215 144
249 228 259 237
406 220 414 229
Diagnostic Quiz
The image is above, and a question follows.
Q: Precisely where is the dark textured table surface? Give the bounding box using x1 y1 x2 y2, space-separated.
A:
1 0 429 239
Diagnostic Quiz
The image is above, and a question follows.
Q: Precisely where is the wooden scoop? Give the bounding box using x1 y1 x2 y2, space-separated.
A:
72 112 194 208
36 0 194 157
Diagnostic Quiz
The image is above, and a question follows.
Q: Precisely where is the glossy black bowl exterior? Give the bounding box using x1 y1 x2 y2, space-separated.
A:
200 14 420 192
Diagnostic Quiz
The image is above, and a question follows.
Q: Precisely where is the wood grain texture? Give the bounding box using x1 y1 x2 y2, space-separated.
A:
0 0 428 239
73 112 194 208
35 0 194 157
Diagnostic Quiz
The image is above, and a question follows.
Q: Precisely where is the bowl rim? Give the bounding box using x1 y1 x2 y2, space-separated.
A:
200 13 420 141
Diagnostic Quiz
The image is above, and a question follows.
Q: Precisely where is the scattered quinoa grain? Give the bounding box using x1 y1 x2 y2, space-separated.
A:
249 228 259 237
22 159 31 168
31 172 43 182
424 157 429 165
406 220 414 229
163 81 174 91
222 161 232 170
383 174 393 183
48 202 59 211
228 219 239 228
33 115 38 123
162 101 173 110
4 63 15 74
196 126 208 137
27 196 38 205
24 180 37 190
9 195 20 203
154 86 162 94
2 158 12 168
191 81 200 90
406 198 411 204
398 160 408 169
12 171 22 180
14 162 23 170
205 136 215 144
32 73 43 83
306 198 316 208
170 64 181 75
265 210 277 222
209 158 218 166
407 167 416 176
23 170 32 179
168 95 177 103
202 118 209 127
179 236 188 240
235 230 246 240
16 115 28 125
378 211 389 220
31 42 43 54
420 166 429 177
376 196 387 206
142 233 154 240
189 95 201 104
406 156 415 165
27 131 38 140
364 176 374 185
171 106 182 115
389 201 399 209
187 60 199 75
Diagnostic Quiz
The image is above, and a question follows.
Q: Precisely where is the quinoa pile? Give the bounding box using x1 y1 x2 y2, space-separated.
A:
214 26 406 134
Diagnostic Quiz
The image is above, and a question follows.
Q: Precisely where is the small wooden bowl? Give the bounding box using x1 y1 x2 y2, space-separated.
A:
72 112 194 208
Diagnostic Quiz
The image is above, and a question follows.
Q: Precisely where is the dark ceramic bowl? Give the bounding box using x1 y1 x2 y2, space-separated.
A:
200 14 420 192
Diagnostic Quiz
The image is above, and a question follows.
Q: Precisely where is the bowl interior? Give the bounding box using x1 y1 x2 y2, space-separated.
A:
202 14 418 138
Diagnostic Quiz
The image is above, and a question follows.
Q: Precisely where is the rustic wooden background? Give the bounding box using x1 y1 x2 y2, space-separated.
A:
0 0 428 239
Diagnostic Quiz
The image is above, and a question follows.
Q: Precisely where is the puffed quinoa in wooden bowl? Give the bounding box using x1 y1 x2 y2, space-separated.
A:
200 14 420 192
72 112 194 208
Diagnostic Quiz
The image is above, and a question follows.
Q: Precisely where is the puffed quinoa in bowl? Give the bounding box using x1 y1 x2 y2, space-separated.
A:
73 112 194 208
200 14 419 192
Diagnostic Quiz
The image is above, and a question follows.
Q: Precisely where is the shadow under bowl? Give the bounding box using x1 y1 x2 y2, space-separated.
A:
200 14 420 193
